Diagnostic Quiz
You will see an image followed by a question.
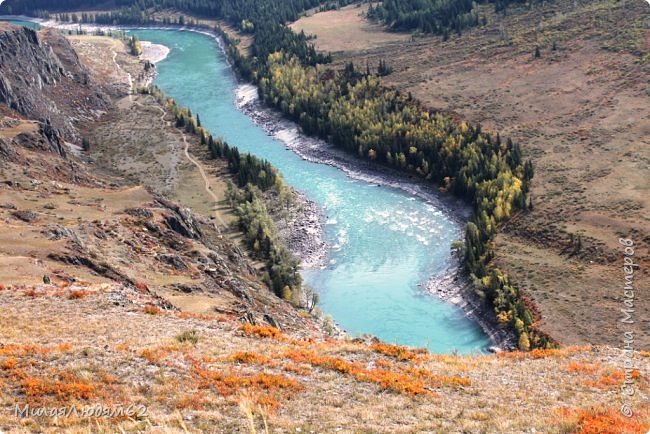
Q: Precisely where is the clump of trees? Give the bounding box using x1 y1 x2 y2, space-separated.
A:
128 35 142 56
366 0 531 36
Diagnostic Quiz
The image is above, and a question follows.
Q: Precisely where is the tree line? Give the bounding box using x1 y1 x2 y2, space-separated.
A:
367 0 529 36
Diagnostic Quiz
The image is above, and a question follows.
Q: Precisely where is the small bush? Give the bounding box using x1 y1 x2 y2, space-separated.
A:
230 351 270 365
68 290 87 300
239 324 283 339
370 342 424 362
143 305 162 315
176 330 199 345
1 357 18 370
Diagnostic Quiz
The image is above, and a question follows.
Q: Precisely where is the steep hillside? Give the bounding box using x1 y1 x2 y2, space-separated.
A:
0 281 648 432
0 23 318 334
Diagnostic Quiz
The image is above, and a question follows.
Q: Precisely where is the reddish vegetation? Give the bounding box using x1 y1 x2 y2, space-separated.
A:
582 369 641 390
558 407 648 434
20 374 97 402
24 288 38 298
142 305 162 315
567 361 599 375
191 359 304 412
0 344 72 357
370 342 425 362
67 289 88 300
498 346 591 360
283 348 437 396
230 351 272 366
1 358 18 370
239 324 285 339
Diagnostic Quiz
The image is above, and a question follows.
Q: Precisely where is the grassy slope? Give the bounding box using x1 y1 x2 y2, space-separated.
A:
292 0 650 349
0 284 648 432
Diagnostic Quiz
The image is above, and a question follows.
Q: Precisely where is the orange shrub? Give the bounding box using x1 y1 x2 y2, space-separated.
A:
370 342 425 362
1 357 18 370
176 392 208 410
68 290 87 300
0 283 6 290
20 374 97 402
558 407 648 434
283 348 432 396
24 288 38 298
100 373 118 385
192 362 303 402
230 352 271 365
135 282 148 291
362 369 428 395
567 361 599 375
56 343 72 352
140 348 169 364
403 366 471 388
282 364 312 376
143 305 162 315
239 324 284 339
0 344 70 356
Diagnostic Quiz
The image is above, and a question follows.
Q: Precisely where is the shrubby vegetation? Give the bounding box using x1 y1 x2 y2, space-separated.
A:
128 35 142 55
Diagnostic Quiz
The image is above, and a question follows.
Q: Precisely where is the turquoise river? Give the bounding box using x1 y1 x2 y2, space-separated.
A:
5 21 490 353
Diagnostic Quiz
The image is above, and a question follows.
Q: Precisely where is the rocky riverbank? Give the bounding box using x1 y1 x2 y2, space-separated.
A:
427 267 517 351
274 189 328 270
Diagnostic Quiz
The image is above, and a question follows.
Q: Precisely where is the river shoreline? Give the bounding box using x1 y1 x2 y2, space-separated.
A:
235 84 517 352
11 16 515 351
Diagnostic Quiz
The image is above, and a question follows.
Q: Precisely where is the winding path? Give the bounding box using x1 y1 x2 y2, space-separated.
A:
149 100 228 230
180 131 228 229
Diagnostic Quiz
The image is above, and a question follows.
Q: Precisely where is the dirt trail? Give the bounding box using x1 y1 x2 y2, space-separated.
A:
180 132 228 229
131 95 228 229
112 49 133 100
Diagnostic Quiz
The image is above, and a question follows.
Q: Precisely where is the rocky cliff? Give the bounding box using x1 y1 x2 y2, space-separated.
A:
0 23 109 142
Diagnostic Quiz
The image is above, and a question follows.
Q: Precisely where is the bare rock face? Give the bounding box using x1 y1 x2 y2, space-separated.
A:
0 24 109 139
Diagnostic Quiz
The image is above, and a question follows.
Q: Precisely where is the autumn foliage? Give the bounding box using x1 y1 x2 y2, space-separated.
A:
239 323 284 339
558 407 648 434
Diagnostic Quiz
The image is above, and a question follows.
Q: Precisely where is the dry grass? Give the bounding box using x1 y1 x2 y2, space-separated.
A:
290 3 409 53
0 285 647 432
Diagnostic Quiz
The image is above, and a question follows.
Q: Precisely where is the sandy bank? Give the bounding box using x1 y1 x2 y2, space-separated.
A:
140 41 170 64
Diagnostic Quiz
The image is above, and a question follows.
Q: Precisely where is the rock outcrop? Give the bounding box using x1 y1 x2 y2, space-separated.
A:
0 23 109 140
